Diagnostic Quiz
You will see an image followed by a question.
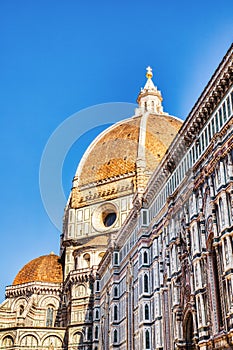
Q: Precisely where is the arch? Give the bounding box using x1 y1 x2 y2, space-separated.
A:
38 295 60 308
75 284 86 297
184 312 195 349
12 296 28 313
73 331 84 344
21 334 38 346
2 335 14 347
99 251 105 258
42 335 63 347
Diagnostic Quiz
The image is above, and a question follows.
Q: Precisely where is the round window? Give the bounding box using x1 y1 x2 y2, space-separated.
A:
92 203 118 232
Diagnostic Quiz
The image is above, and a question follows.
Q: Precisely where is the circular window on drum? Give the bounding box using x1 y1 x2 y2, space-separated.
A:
92 203 118 232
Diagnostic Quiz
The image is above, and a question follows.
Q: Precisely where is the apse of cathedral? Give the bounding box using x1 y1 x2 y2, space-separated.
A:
0 45 233 350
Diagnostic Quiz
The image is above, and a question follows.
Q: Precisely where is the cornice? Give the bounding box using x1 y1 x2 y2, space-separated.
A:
5 282 62 298
63 268 95 290
77 171 135 190
70 176 134 208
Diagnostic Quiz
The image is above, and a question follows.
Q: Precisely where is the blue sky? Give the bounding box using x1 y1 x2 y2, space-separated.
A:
0 0 232 301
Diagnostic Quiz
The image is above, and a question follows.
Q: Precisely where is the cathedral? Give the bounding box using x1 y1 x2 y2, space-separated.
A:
0 44 233 350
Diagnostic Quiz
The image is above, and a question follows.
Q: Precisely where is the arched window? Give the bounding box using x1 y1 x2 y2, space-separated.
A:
21 335 38 347
73 332 83 345
145 329 150 349
185 312 194 348
46 307 54 327
89 310 93 321
114 286 118 297
113 329 118 343
76 284 86 297
95 309 99 319
87 327 92 340
145 304 149 320
42 335 62 350
96 280 100 291
94 326 99 339
113 305 118 321
143 251 148 264
114 252 119 265
2 336 14 347
144 274 149 293
152 100 155 111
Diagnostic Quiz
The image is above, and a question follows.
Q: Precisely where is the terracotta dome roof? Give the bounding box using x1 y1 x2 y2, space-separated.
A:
13 253 63 285
77 114 182 186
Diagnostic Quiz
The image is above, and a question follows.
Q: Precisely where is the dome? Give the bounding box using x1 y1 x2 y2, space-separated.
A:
13 253 63 285
76 114 182 186
70 68 183 208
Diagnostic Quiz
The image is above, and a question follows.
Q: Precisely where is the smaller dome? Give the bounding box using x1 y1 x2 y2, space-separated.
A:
13 253 63 285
